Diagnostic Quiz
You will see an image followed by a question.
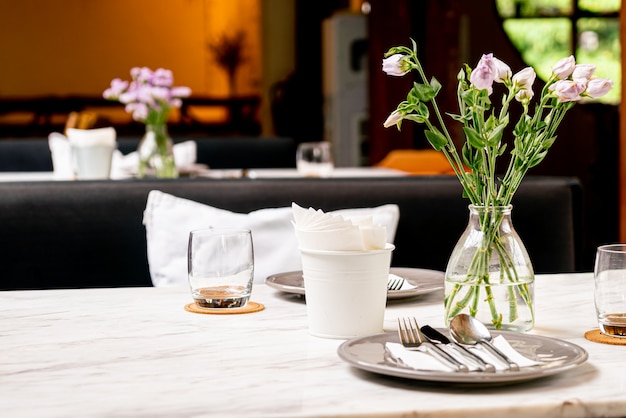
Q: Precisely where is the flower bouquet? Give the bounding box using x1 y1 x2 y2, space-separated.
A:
103 67 191 178
383 39 612 331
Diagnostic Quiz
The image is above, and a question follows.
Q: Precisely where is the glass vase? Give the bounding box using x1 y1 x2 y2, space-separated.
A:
137 123 178 178
444 205 535 332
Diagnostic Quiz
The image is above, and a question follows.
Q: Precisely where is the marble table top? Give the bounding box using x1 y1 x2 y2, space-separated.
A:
1 273 624 418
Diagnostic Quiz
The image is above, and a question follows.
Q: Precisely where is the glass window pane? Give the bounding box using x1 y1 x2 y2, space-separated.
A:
502 19 571 81
496 0 572 17
579 0 620 13
577 17 620 104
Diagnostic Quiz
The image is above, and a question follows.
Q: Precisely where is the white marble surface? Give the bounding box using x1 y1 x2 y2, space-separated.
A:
1 273 624 418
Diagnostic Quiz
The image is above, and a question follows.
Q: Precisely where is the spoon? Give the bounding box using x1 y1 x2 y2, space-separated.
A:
449 314 520 371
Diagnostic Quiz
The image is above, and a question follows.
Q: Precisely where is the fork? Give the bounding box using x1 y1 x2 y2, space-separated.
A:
397 317 469 373
387 275 405 291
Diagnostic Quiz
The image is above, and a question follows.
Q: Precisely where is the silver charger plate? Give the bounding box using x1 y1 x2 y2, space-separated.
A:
337 330 588 384
265 267 444 300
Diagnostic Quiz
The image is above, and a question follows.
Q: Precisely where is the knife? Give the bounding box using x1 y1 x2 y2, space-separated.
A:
420 325 496 373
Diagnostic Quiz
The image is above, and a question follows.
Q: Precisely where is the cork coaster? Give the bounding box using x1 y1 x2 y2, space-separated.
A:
184 301 264 315
584 329 626 345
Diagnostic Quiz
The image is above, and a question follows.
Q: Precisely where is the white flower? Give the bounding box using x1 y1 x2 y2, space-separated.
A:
572 64 596 82
382 54 411 77
552 55 576 79
512 67 536 102
585 78 614 98
512 67 536 90
551 79 586 102
383 109 403 128
492 57 512 83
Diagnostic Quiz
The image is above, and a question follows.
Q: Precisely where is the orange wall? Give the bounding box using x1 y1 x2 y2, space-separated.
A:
0 0 262 98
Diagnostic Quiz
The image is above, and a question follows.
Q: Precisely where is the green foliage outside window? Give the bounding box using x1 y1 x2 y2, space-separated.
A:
496 0 620 104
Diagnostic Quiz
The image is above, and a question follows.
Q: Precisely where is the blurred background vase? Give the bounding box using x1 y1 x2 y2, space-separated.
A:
137 123 178 178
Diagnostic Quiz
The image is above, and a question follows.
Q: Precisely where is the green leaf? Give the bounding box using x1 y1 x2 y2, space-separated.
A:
430 77 442 95
404 114 427 124
424 128 447 150
460 90 474 106
463 126 485 148
528 151 547 167
542 135 557 149
413 82 438 102
486 123 506 147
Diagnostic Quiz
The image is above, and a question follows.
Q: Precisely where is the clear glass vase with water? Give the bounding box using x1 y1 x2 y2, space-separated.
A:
444 205 535 332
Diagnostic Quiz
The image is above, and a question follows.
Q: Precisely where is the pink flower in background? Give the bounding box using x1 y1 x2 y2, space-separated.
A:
103 67 191 124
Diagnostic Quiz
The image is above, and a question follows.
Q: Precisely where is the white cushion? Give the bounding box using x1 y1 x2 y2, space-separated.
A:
142 190 400 286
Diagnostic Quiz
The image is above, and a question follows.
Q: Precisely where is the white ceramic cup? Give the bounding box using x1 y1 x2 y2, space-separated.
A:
299 244 394 338
67 127 116 180
594 244 626 337
296 141 334 178
188 228 254 309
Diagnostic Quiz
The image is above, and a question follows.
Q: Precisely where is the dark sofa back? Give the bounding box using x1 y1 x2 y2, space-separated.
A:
0 176 581 290
0 136 296 171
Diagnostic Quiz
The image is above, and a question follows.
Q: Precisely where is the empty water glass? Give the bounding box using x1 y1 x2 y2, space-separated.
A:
188 228 254 308
296 141 334 178
595 244 626 337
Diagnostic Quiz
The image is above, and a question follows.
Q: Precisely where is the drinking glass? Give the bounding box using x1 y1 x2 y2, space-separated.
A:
296 141 334 177
594 244 626 337
188 228 254 308
67 127 116 180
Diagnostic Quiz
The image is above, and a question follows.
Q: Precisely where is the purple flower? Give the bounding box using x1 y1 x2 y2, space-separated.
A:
103 66 192 123
550 79 586 102
170 86 192 98
470 54 496 94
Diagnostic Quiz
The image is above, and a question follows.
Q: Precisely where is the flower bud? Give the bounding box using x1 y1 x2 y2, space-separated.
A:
515 88 534 103
383 110 403 128
512 67 536 92
382 54 411 77
572 64 596 82
551 79 586 102
492 57 511 83
470 54 495 93
552 55 576 79
585 78 613 98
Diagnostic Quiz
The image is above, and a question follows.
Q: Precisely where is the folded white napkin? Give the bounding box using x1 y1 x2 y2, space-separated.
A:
48 132 197 179
386 335 540 372
388 274 417 291
49 132 74 179
292 203 387 251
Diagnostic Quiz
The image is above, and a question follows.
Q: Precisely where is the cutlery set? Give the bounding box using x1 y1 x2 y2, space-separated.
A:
396 315 521 372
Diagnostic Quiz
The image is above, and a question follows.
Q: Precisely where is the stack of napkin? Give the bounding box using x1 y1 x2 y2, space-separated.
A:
292 202 388 251
48 131 197 179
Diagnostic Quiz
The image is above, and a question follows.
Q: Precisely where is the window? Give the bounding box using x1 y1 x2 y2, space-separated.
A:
495 0 620 104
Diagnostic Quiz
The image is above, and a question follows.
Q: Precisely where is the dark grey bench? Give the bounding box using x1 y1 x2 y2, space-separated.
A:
0 176 582 290
0 136 297 171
